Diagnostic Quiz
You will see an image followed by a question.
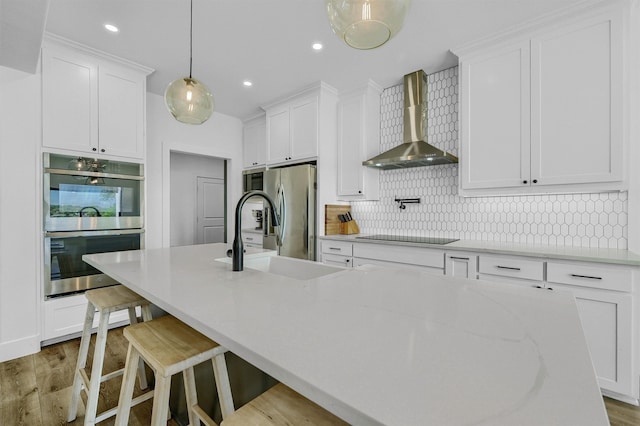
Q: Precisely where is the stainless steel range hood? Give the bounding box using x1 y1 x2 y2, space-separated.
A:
363 70 458 169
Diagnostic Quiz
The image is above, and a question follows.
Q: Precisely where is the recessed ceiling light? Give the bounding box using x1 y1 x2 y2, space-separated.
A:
104 24 119 33
243 80 253 87
312 43 323 51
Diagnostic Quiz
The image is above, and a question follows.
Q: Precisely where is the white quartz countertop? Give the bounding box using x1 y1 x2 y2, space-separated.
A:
320 234 640 266
84 243 608 425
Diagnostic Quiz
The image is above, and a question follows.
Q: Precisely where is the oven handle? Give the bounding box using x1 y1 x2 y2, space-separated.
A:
45 229 145 238
45 168 144 181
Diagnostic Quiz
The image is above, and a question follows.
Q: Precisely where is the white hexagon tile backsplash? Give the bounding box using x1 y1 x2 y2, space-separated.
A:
350 67 628 249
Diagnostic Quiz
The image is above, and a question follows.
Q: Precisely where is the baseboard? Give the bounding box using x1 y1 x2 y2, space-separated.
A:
602 388 640 406
40 318 130 347
0 334 41 363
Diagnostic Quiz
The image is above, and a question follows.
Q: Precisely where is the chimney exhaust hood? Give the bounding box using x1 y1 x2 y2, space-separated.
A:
363 70 458 169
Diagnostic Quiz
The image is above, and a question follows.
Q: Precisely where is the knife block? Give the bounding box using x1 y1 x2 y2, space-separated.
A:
325 204 352 235
340 220 360 235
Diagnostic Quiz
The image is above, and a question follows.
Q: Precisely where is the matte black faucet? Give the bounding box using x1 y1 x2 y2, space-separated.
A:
231 190 280 271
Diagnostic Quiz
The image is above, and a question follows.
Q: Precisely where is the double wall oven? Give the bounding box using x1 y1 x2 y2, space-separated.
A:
43 153 144 298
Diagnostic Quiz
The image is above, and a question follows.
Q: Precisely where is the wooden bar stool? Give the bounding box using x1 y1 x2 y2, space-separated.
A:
68 285 154 424
115 315 235 426
221 383 348 425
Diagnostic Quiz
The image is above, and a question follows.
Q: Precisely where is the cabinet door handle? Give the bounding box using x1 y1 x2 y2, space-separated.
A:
449 256 469 261
328 247 341 251
101 148 105 153
522 180 528 184
245 237 253 241
92 147 97 151
532 179 538 183
570 274 602 280
496 265 520 271
345 259 351 264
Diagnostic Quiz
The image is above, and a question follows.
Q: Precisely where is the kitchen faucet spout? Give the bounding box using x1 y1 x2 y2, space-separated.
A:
232 191 280 271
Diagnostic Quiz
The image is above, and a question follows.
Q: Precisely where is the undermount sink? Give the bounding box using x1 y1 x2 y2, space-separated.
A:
215 255 344 280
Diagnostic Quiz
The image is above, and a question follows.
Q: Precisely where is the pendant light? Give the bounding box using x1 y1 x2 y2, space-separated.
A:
164 0 214 124
325 0 411 50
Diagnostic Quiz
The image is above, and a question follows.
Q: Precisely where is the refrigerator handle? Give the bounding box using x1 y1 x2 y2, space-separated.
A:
263 206 270 237
277 184 286 245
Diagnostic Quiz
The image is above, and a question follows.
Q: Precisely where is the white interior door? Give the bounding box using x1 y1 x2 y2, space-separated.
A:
196 177 225 244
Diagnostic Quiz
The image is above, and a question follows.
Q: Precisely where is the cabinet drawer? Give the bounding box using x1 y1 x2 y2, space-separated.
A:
321 241 353 256
322 253 353 268
43 293 132 342
353 243 444 269
354 257 443 276
478 255 544 281
242 233 263 246
547 262 632 292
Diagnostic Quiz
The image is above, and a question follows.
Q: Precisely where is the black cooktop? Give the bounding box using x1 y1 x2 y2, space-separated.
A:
355 234 459 245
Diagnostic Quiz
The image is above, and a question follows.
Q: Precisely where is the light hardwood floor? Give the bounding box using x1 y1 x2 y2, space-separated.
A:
0 326 177 426
0 326 639 425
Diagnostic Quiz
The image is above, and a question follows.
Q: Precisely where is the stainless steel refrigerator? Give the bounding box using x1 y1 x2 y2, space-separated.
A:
263 164 316 261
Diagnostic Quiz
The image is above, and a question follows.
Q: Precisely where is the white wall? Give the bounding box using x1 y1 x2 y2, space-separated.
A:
0 66 41 361
145 92 243 249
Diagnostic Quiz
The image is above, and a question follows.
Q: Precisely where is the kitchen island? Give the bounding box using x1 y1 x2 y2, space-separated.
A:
84 243 608 425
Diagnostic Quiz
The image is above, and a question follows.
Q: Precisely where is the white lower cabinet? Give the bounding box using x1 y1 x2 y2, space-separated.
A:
320 240 445 274
549 283 633 396
445 253 478 279
42 293 133 342
320 241 353 268
456 250 637 400
242 233 263 249
353 243 444 276
546 260 635 397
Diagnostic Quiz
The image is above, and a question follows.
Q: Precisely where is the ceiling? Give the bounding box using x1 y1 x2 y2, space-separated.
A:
6 0 585 120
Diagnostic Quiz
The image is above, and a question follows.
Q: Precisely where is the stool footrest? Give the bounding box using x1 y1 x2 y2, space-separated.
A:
94 389 155 423
100 367 125 383
191 404 216 426
79 366 126 390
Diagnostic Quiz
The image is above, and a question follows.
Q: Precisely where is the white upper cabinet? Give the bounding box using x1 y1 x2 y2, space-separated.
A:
337 81 382 200
455 0 627 195
264 83 337 166
267 105 291 163
97 63 146 158
42 45 98 155
290 96 319 160
458 41 530 190
266 94 318 165
243 114 266 169
530 14 623 186
42 37 152 160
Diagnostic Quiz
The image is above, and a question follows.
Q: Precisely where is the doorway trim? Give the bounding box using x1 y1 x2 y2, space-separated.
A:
162 141 235 247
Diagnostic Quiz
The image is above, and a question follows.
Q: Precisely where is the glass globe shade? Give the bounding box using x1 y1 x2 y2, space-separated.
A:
164 77 214 125
326 0 411 49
